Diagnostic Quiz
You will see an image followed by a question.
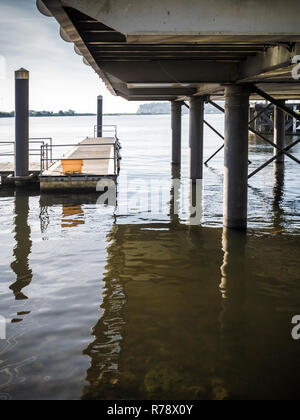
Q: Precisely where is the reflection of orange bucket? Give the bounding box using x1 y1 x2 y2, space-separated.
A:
62 205 85 228
61 160 83 174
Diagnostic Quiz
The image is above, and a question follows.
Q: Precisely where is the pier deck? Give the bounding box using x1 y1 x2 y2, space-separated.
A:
42 138 117 177
0 162 41 174
0 137 120 191
0 163 41 186
40 137 119 192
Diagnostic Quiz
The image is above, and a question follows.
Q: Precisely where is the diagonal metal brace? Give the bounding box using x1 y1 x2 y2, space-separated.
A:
248 137 300 179
254 87 300 122
206 100 254 165
203 120 224 142
205 145 225 165
206 98 299 179
184 101 244 164
184 101 227 162
208 100 224 113
249 127 300 166
248 102 273 126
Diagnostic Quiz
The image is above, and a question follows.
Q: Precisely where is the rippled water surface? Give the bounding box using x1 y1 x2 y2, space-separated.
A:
0 115 299 400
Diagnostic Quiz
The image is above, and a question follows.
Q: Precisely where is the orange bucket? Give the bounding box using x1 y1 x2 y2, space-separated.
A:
61 160 83 174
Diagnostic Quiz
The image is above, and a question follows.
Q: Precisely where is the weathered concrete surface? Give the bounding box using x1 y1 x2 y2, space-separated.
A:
39 175 116 192
60 0 300 37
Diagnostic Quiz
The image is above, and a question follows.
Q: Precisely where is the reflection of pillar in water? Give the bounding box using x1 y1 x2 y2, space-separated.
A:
272 164 285 232
10 190 33 301
82 225 126 400
219 228 247 300
170 165 181 225
188 179 203 226
217 228 247 398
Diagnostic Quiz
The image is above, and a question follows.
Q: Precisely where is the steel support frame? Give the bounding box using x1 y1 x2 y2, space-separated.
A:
204 100 254 165
183 101 226 164
248 137 300 179
208 97 300 177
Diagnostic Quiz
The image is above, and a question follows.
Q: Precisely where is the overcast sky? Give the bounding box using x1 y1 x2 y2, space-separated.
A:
0 0 141 113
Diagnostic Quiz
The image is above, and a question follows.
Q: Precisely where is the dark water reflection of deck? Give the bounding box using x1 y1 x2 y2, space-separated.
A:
0 181 299 400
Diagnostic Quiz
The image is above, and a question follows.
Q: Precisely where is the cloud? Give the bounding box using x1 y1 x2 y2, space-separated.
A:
0 0 141 113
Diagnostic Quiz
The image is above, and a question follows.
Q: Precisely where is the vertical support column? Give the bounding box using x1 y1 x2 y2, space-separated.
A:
249 106 255 130
15 68 29 178
171 101 182 165
293 105 297 134
97 95 103 138
274 100 286 164
224 85 250 230
189 96 204 183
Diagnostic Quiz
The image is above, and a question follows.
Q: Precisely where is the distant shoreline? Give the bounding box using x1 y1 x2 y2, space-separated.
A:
0 112 154 118
0 112 222 118
0 112 166 118
0 113 96 118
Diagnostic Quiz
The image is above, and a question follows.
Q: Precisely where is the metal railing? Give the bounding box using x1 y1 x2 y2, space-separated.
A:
30 138 53 162
0 133 120 176
0 138 53 162
40 142 119 176
93 125 118 139
0 142 15 157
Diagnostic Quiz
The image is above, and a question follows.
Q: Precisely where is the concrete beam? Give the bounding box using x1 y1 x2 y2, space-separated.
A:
116 84 198 97
251 83 300 100
98 60 239 84
60 0 300 38
239 44 300 83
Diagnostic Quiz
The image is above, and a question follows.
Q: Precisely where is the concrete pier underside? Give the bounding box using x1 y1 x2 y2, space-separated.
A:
38 0 300 227
39 0 300 101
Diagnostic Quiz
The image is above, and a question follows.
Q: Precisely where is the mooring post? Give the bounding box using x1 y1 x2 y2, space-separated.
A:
274 100 286 164
224 85 250 230
97 95 103 138
171 101 182 165
15 68 29 178
189 96 204 183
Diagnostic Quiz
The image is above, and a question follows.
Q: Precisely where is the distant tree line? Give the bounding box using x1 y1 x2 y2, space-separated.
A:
0 110 96 118
0 111 14 118
137 102 223 115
